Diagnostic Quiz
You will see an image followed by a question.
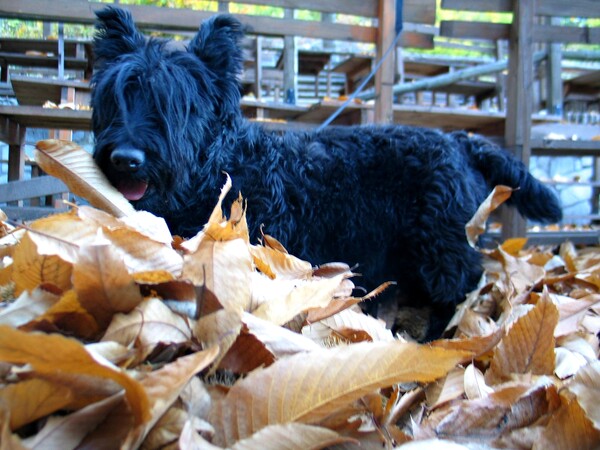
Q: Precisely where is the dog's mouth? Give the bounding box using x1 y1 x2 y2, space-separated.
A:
115 178 149 201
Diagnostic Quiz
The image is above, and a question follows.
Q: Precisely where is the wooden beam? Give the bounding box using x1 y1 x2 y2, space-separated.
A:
220 0 436 22
502 0 534 239
545 17 563 116
282 8 296 104
8 127 26 183
442 0 600 17
374 0 396 124
441 20 600 44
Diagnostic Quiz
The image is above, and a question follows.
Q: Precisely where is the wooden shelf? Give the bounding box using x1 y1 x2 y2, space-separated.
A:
10 75 91 106
0 105 91 130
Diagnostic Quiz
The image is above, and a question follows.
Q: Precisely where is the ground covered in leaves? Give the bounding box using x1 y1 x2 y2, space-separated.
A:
0 140 598 449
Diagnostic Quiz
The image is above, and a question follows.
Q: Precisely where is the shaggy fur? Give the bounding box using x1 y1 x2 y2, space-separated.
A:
91 7 562 339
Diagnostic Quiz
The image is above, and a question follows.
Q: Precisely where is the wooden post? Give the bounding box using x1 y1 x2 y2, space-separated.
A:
254 36 263 100
546 17 563 116
283 8 297 104
374 0 396 124
502 0 535 239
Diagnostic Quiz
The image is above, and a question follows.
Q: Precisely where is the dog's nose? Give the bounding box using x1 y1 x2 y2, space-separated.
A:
110 148 146 172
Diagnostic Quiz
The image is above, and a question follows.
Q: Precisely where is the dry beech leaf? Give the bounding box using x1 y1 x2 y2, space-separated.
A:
463 363 494 400
418 384 556 443
554 294 600 337
241 311 321 356
221 422 353 450
486 289 558 384
101 227 183 276
102 297 192 361
73 244 144 331
0 408 30 450
308 308 394 343
250 244 313 280
567 361 600 430
11 233 73 297
210 341 470 446
217 312 321 373
0 378 73 430
465 185 512 247
123 347 219 449
426 367 466 409
184 238 253 311
34 139 136 217
21 393 125 450
23 289 100 339
0 326 149 425
535 394 600 450
0 287 59 327
497 247 546 297
252 274 347 325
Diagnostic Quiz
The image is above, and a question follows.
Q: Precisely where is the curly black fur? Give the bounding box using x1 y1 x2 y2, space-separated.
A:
91 7 562 339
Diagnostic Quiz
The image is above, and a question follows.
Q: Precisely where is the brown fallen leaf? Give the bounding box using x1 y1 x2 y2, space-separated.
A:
34 139 136 218
486 289 558 384
210 341 470 446
0 325 150 426
465 185 513 247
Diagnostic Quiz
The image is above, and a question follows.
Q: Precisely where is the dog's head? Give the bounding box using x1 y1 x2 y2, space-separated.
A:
91 6 245 213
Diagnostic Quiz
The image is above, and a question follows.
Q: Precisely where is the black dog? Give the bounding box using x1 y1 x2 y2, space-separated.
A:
90 7 562 339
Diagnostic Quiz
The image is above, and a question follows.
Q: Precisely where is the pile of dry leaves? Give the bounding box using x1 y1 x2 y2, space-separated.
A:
0 140 598 449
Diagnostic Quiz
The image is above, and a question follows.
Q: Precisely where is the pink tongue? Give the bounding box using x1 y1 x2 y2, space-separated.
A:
116 179 148 201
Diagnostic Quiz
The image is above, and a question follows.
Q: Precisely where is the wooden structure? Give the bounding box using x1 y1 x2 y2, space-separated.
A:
439 0 600 238
0 0 598 243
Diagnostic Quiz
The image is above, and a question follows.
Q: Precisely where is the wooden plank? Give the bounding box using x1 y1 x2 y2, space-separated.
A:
0 38 91 57
531 139 600 157
0 176 68 203
218 0 436 23
534 24 600 44
441 20 600 44
502 0 534 239
0 105 92 131
442 0 600 17
374 0 396 124
0 52 89 71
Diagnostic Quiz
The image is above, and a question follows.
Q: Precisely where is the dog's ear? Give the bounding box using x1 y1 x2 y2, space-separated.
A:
188 15 245 78
93 6 145 65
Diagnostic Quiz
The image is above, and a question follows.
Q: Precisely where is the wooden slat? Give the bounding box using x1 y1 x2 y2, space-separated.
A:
440 21 600 44
440 21 510 40
531 139 600 157
0 105 92 130
0 38 91 57
442 0 600 17
534 24 600 44
441 0 511 12
220 0 436 23
0 52 89 70
0 176 68 203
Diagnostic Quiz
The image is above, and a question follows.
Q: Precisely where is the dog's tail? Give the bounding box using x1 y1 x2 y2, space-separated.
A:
453 131 562 224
